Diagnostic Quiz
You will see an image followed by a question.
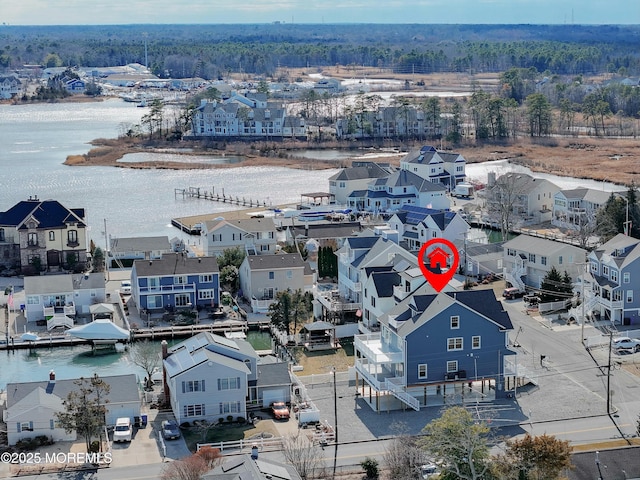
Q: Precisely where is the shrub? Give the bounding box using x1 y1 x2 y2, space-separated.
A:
180 422 191 429
361 457 379 479
89 441 100 453
227 415 234 423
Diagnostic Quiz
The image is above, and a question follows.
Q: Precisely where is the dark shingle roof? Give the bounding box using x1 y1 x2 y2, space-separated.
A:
254 361 291 388
133 253 219 276
446 290 513 329
245 254 304 271
0 199 85 229
345 236 379 250
371 271 401 297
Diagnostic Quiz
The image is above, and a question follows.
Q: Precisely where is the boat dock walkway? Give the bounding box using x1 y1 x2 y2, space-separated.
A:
175 186 272 208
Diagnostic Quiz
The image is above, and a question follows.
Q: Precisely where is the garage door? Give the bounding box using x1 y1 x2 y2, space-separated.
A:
261 388 286 408
106 405 140 426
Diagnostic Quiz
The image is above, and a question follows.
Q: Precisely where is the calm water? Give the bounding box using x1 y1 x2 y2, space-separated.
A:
0 331 272 390
0 100 339 241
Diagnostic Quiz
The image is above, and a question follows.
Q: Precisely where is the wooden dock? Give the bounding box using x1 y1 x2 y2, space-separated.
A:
175 186 272 209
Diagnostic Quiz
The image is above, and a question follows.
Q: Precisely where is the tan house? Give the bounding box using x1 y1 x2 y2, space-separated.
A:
0 197 88 274
239 253 314 312
202 217 277 257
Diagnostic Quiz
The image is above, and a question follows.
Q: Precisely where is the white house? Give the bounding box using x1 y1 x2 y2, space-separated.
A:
0 76 22 99
109 236 172 263
399 145 467 191
202 217 277 257
163 333 291 424
503 235 587 291
24 272 106 329
388 205 469 252
239 253 313 313
328 162 393 206
486 172 560 226
4 373 140 446
551 188 613 230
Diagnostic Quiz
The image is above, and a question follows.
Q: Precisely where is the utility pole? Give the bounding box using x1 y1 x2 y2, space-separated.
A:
332 367 338 479
607 331 613 415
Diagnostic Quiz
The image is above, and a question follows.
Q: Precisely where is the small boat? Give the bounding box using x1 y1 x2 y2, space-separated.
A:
21 332 40 342
137 99 147 108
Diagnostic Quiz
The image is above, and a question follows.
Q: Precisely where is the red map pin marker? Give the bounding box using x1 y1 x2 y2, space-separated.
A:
417 238 460 292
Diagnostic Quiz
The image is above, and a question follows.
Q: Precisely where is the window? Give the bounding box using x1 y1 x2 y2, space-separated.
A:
19 422 33 432
218 377 241 390
528 254 536 263
67 230 78 245
418 364 428 379
472 336 481 349
212 234 222 242
199 274 213 283
507 249 516 257
149 277 160 290
613 290 622 302
28 232 38 246
268 271 275 280
602 265 609 276
623 272 630 284
183 404 205 417
182 380 206 392
371 297 376 307
627 290 633 303
49 231 55 241
447 337 463 351
610 269 618 282
446 361 458 373
559 256 563 265
260 244 270 252
541 256 547 266
198 290 216 300
175 294 190 306
146 295 162 309
286 270 293 279
0 228 4 241
450 316 460 329
174 275 187 285
218 401 241 414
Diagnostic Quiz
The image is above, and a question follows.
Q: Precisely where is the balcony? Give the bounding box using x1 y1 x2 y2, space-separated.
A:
393 285 412 301
596 296 623 310
67 240 80 248
139 283 196 294
354 333 404 364
316 293 359 313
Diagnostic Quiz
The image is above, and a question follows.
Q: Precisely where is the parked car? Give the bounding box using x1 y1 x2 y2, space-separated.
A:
113 417 132 442
503 287 525 300
161 420 181 440
612 337 640 352
120 280 132 295
420 463 440 479
271 402 290 420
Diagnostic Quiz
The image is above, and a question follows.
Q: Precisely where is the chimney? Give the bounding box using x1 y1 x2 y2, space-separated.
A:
49 370 56 382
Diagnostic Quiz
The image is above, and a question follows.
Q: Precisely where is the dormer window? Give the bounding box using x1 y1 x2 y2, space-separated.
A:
450 316 460 329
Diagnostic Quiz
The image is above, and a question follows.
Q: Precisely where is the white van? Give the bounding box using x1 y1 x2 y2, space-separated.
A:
120 280 132 295
113 417 132 442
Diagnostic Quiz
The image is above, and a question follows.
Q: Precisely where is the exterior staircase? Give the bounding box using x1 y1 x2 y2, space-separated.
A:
568 291 598 325
504 257 527 292
386 377 420 411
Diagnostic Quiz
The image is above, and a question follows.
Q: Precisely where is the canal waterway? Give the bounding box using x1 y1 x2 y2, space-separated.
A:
0 331 272 390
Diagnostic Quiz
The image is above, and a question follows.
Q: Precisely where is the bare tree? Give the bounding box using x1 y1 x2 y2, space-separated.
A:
161 454 208 480
485 172 528 241
129 340 161 389
383 422 429 480
282 432 324 479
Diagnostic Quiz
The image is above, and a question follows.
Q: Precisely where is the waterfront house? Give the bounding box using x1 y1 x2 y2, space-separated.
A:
388 205 469 252
285 221 362 249
24 272 106 329
328 162 394 206
190 93 306 140
163 332 291 424
502 235 586 292
203 454 303 480
0 75 22 99
319 231 417 322
551 188 612 230
109 235 172 266
0 196 88 274
453 240 505 279
131 254 220 312
354 289 516 412
360 269 400 333
202 217 277 257
4 373 140 446
585 234 640 325
362 169 449 213
239 253 313 313
399 146 467 191
485 172 560 226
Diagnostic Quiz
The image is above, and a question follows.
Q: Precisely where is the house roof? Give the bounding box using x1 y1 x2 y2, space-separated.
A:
204 454 302 480
371 271 401 297
345 235 380 250
133 254 219 276
302 321 335 332
568 446 640 480
376 170 446 192
289 222 362 240
244 253 305 271
328 162 391 182
0 199 85 229
110 236 171 252
503 234 586 258
6 374 139 408
206 217 276 234
255 361 291 388
493 172 558 195
446 290 513 330
24 274 74 295
164 342 250 378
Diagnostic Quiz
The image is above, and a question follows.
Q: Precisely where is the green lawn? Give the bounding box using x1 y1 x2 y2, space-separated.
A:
182 419 279 452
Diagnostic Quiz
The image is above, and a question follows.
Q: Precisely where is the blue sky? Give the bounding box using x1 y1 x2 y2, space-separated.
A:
2 0 635 25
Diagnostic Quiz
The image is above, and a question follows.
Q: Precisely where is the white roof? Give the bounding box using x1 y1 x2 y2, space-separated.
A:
66 319 129 340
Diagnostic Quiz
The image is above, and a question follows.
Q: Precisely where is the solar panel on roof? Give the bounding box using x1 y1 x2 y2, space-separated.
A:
212 334 240 350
